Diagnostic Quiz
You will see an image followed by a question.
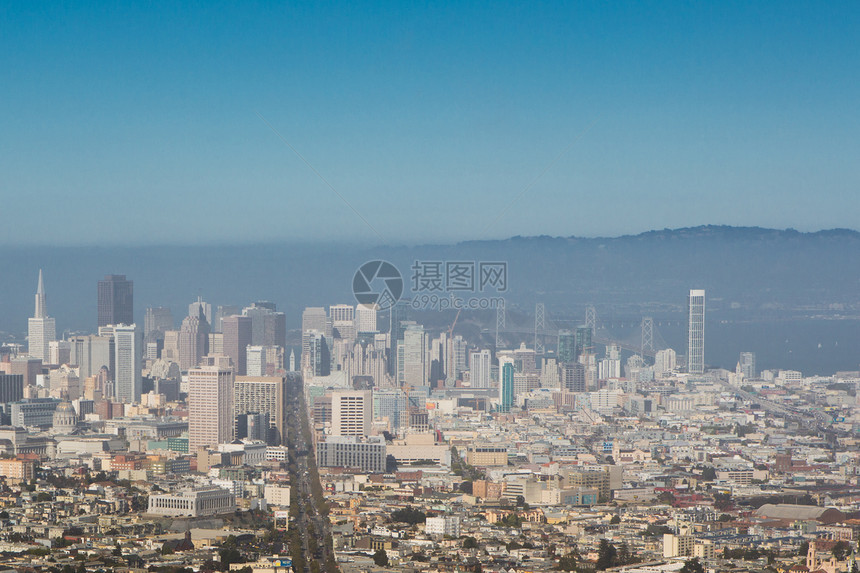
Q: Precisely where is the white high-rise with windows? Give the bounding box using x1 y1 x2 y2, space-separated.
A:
402 324 428 387
331 390 371 438
28 270 56 362
355 304 378 333
739 352 756 379
302 307 330 336
188 366 234 450
330 304 356 341
687 289 706 374
234 376 287 445
469 349 492 388
246 346 266 376
654 348 677 377
114 324 142 403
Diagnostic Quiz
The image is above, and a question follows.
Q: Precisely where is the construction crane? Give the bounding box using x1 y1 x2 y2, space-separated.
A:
448 308 461 338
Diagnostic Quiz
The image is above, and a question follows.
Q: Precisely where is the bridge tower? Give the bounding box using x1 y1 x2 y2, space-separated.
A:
641 316 654 356
585 305 596 330
534 303 545 355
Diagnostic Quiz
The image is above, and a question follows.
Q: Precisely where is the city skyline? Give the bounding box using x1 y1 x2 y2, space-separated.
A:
4 228 860 376
0 261 857 573
1 3 858 571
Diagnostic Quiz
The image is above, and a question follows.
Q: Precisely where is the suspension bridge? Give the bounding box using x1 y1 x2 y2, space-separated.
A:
493 302 675 358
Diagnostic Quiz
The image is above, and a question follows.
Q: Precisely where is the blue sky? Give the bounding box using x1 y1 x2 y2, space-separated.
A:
1 1 858 245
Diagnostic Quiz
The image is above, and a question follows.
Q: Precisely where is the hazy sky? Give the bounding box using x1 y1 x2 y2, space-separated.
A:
2 1 858 245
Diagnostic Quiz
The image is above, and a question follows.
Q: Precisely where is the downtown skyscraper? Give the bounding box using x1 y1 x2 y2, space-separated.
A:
28 270 56 362
687 289 706 374
144 306 174 339
113 324 142 403
98 274 133 328
222 315 252 375
188 366 234 450
739 352 756 379
331 389 372 438
498 356 515 412
469 349 491 388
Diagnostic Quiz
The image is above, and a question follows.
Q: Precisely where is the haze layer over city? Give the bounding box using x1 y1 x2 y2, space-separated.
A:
1 3 859 573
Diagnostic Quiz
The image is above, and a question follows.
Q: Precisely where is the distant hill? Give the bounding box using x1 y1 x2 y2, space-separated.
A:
3 225 860 338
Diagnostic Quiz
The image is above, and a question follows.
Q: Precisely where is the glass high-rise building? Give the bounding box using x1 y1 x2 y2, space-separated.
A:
387 300 409 376
499 358 515 412
98 275 133 328
687 289 706 374
575 326 593 359
144 306 173 339
739 352 756 379
557 330 575 364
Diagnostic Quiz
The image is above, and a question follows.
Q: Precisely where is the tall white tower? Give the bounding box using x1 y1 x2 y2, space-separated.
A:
403 324 428 387
469 349 492 388
687 289 706 374
114 324 142 403
28 270 56 361
331 390 371 438
355 304 378 333
188 366 235 450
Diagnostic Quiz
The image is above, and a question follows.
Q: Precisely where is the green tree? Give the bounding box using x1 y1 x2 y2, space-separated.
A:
390 506 426 525
596 539 617 570
644 524 673 537
617 542 633 565
220 548 243 569
701 466 716 481
557 554 579 571
373 549 389 567
610 514 621 525
680 557 705 573
832 541 850 561
462 537 478 549
713 492 733 511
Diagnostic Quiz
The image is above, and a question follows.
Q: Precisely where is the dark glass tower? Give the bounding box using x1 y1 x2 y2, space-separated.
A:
98 274 134 327
557 330 575 364
575 325 593 359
